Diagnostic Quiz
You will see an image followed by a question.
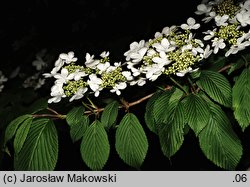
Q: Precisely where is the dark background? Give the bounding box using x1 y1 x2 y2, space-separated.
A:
1 0 250 171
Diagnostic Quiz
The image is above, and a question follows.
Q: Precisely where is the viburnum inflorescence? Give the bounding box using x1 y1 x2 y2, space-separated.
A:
44 0 250 104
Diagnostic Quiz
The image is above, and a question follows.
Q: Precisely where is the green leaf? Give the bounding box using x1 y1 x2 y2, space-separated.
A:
232 68 250 130
4 114 32 146
199 104 243 170
144 91 163 134
15 118 58 171
153 90 174 124
80 121 110 170
101 101 119 130
197 70 232 107
115 113 148 168
158 101 186 158
70 116 89 143
183 94 210 136
66 106 85 127
13 118 33 154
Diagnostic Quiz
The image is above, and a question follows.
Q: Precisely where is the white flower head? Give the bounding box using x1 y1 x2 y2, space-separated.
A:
215 15 229 26
236 11 250 27
48 83 66 103
212 38 226 54
69 87 88 102
195 4 212 15
59 51 77 64
85 53 100 68
110 82 127 95
181 17 200 30
124 40 146 61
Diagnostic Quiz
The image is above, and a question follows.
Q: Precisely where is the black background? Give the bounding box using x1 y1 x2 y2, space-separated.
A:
1 0 250 171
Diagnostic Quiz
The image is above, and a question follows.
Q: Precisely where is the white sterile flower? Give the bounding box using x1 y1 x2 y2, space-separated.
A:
54 68 74 84
72 69 87 81
236 11 250 27
55 58 64 69
129 66 141 77
124 40 146 61
69 87 88 102
48 83 66 103
97 62 110 74
34 78 45 90
85 53 100 68
43 66 61 78
195 4 212 15
202 11 216 23
203 29 217 40
212 38 226 54
130 78 146 86
122 71 133 81
32 56 46 71
202 45 213 59
181 17 200 30
241 0 250 11
152 51 171 66
59 51 77 64
0 71 8 83
146 49 157 57
87 74 103 97
176 67 193 77
100 51 110 58
154 31 162 38
162 25 177 36
110 82 127 95
144 64 164 81
152 38 175 53
215 15 229 26
225 35 250 57
128 47 148 63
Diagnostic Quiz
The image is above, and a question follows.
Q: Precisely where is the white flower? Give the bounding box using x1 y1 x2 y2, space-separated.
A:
48 83 66 103
202 45 213 59
110 82 127 95
202 11 216 23
85 53 100 68
236 11 250 27
130 78 146 86
162 26 177 36
127 47 148 63
0 71 8 83
69 87 88 102
215 15 229 26
152 38 175 53
124 40 146 61
225 34 250 57
144 64 164 81
34 78 45 90
122 71 133 81
59 51 77 64
241 0 250 11
203 29 217 40
176 67 193 77
54 68 74 84
195 4 212 15
71 69 87 81
212 38 226 54
87 74 103 97
152 51 171 66
181 17 200 30
97 62 110 74
146 49 157 57
100 51 110 58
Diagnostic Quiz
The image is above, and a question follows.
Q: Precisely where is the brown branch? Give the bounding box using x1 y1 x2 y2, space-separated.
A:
32 114 66 119
218 64 231 73
47 107 59 115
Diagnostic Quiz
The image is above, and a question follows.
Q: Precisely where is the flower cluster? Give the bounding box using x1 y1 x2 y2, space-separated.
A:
44 0 250 104
44 52 133 103
124 17 213 87
196 0 250 56
0 71 8 92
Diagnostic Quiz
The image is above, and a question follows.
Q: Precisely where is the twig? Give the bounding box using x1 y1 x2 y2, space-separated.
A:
47 107 59 115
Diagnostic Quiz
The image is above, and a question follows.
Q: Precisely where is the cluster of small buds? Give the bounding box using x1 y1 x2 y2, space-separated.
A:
196 0 250 56
0 70 8 92
124 17 212 86
43 51 133 103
